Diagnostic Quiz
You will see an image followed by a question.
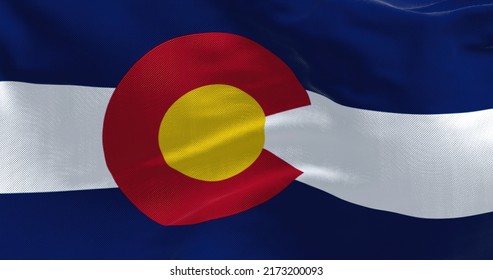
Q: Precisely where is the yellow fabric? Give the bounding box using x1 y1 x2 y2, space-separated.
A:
159 84 265 181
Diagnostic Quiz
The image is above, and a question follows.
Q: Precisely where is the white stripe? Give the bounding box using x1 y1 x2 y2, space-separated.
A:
2 82 493 219
265 91 493 218
0 81 116 193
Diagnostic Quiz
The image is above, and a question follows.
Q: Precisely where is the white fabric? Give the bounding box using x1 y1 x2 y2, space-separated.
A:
0 81 116 192
2 81 493 218
266 91 493 218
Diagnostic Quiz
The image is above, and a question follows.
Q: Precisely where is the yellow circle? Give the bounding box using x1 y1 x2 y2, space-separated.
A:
159 84 265 182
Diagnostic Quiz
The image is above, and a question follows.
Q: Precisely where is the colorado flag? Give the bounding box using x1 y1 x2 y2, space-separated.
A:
1 0 493 259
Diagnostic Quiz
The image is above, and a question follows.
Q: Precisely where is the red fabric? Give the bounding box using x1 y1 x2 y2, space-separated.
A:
103 32 309 225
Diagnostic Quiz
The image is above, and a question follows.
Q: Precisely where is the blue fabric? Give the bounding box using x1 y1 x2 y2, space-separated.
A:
2 182 493 259
1 0 492 113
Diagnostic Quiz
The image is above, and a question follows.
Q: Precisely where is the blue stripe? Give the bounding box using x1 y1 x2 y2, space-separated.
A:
1 0 493 113
1 181 493 259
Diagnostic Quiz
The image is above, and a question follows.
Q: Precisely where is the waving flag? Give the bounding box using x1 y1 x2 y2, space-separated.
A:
1 0 493 259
